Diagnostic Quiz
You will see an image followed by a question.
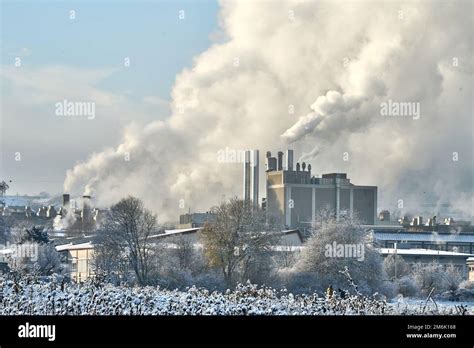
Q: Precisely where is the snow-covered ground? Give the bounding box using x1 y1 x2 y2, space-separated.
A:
389 297 474 315
0 278 472 315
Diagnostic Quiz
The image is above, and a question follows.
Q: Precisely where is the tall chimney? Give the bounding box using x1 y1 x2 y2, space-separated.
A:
243 151 251 203
82 195 91 223
251 150 259 208
302 162 306 171
265 151 277 171
285 149 294 171
62 194 70 208
277 151 283 171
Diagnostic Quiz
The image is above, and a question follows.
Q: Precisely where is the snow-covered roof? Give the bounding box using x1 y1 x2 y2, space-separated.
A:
1 195 56 208
467 257 474 262
148 228 201 239
280 229 304 243
271 245 304 252
379 248 474 257
373 232 474 243
164 228 201 235
55 242 94 252
0 248 13 255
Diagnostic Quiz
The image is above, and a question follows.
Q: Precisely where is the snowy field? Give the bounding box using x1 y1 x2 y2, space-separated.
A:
0 279 472 315
389 297 474 315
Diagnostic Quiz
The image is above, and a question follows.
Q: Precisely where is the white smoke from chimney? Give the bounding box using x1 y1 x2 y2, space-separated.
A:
64 1 473 221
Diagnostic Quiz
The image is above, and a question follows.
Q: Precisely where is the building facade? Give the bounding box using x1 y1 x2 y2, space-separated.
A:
265 150 377 228
56 242 95 282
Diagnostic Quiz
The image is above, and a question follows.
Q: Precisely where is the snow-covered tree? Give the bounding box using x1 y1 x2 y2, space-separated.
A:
383 253 411 280
201 197 278 286
443 264 463 292
93 231 131 285
294 212 384 294
99 196 158 285
412 261 447 295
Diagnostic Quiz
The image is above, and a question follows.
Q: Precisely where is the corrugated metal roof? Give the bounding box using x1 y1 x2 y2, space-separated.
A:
373 232 474 243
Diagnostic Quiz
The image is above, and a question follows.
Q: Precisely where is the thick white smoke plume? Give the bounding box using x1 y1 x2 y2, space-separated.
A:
64 0 473 222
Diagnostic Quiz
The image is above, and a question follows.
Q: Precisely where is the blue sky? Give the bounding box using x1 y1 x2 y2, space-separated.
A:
1 0 219 102
0 0 220 195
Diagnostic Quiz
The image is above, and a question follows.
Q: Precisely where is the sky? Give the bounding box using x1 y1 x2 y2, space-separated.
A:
0 0 219 195
1 0 472 223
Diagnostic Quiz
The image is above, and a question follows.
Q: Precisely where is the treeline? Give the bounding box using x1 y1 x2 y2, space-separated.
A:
1 196 471 300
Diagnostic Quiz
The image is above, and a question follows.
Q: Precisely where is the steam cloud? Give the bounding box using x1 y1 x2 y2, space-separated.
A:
64 0 473 222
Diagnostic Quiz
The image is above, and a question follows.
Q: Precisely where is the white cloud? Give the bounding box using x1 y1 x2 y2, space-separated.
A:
52 1 472 221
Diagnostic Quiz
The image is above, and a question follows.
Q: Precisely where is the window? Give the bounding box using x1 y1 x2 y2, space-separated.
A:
70 258 78 272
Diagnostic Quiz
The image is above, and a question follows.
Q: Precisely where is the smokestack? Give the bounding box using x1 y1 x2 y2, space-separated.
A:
82 195 92 223
296 162 300 172
62 194 70 208
302 162 306 171
265 151 277 171
83 195 91 205
285 149 294 171
251 150 259 208
307 164 311 176
243 151 251 203
277 151 283 171
243 150 259 207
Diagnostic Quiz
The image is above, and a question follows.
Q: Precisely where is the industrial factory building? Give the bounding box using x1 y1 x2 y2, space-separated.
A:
242 149 377 228
264 150 377 228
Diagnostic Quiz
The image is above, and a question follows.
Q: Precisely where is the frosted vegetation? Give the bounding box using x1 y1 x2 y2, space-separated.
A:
1 275 471 315
2 198 473 315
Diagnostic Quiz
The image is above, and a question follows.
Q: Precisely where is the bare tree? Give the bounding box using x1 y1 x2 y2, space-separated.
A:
201 197 277 286
101 196 158 285
171 235 195 270
34 244 63 276
0 180 9 198
93 230 130 285
274 241 298 268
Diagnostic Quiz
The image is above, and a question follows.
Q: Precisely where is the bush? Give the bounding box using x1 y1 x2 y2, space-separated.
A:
396 276 420 298
383 254 411 280
443 264 463 292
412 262 447 295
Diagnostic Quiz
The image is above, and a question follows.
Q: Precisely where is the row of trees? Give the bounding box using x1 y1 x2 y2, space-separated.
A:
94 197 280 287
2 195 469 298
92 196 390 293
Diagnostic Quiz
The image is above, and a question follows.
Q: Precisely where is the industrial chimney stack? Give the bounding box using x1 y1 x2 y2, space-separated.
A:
277 151 284 171
82 195 92 223
285 149 294 171
62 194 70 209
243 149 260 208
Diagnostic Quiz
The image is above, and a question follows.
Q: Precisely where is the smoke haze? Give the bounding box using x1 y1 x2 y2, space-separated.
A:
64 0 473 222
